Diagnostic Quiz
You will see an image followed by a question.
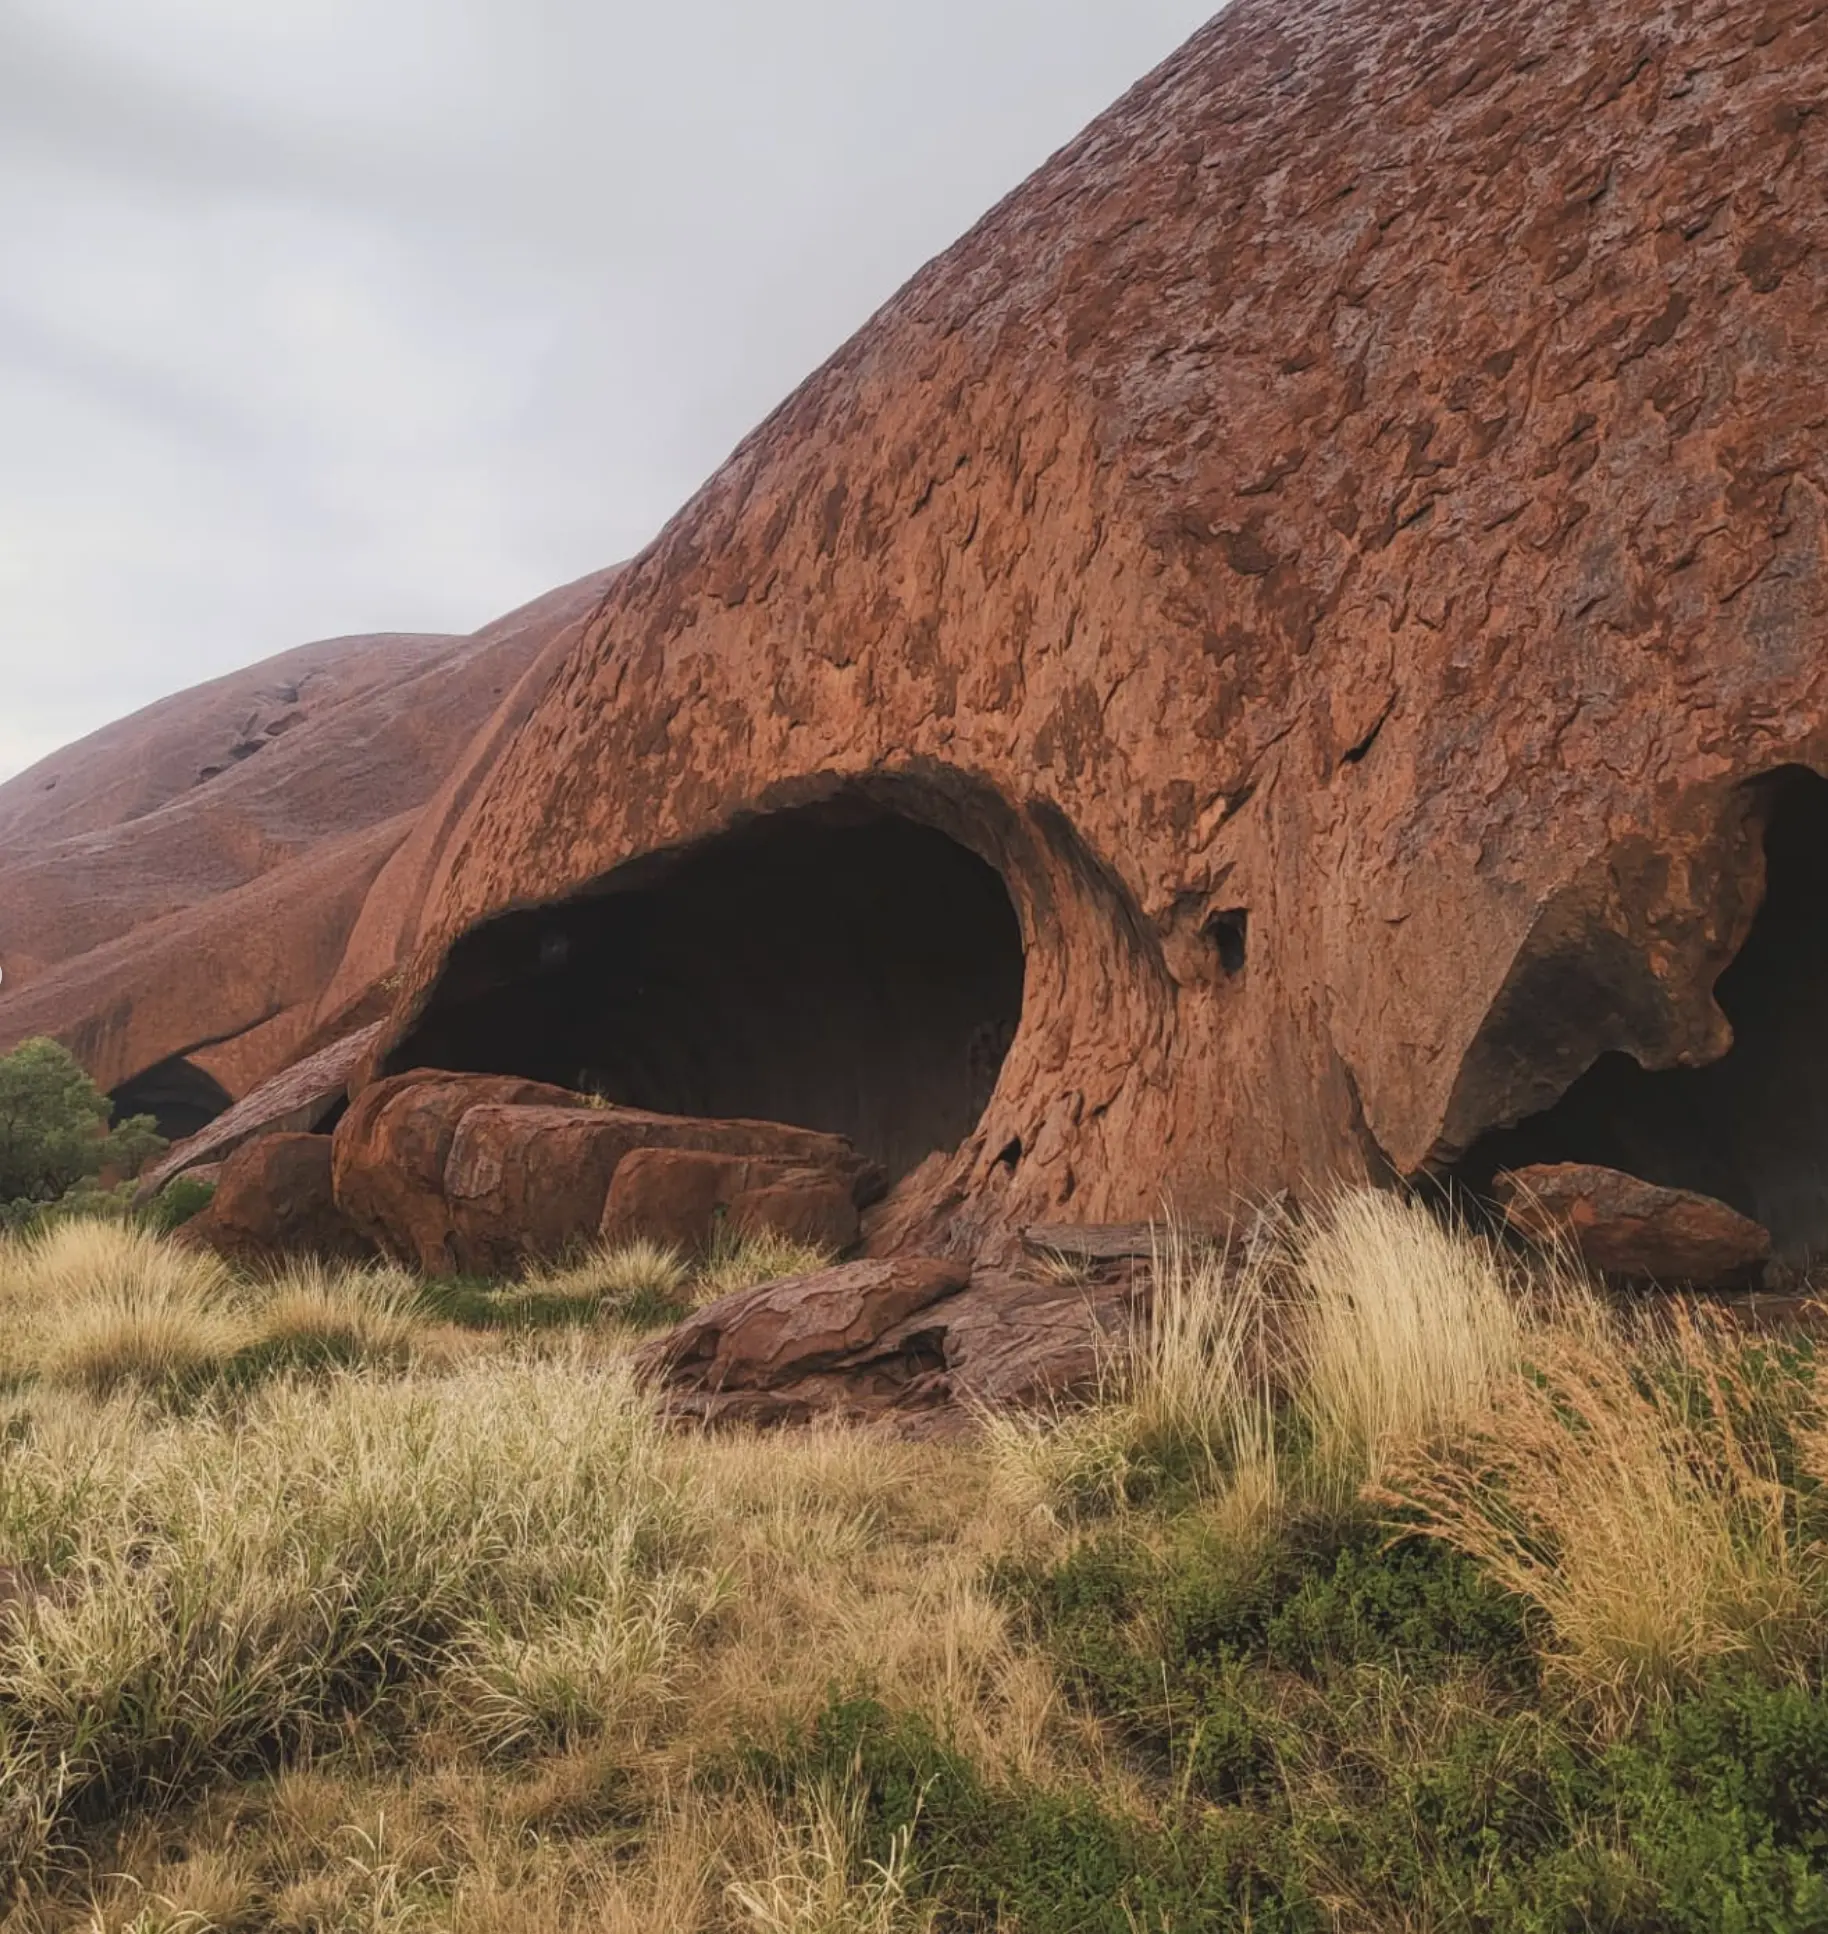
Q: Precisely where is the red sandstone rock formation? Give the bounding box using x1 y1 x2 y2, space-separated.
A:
367 0 1828 1267
329 1073 880 1275
599 1148 862 1255
0 570 617 1130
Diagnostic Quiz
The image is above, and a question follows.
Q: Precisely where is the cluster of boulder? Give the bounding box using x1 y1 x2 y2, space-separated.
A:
180 1069 885 1277
170 1065 1140 1427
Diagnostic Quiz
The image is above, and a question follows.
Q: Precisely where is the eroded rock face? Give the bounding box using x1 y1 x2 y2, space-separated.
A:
363 0 1828 1262
137 1022 385 1200
442 1103 874 1276
600 1148 862 1255
0 570 616 1124
179 1134 375 1269
1495 1163 1774 1286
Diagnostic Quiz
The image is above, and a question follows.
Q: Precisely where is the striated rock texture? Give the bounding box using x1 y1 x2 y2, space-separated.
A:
372 0 1828 1265
328 1073 881 1275
632 1256 1138 1427
0 570 617 1131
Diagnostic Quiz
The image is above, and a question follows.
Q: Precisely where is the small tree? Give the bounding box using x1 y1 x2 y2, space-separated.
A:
0 1038 165 1205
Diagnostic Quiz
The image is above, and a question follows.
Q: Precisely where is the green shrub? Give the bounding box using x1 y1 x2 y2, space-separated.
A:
140 1173 216 1234
0 1038 163 1208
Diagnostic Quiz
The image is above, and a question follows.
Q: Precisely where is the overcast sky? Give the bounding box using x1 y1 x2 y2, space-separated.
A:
0 0 1218 782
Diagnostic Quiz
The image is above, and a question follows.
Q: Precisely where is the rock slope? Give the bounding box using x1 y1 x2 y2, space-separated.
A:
371 0 1828 1266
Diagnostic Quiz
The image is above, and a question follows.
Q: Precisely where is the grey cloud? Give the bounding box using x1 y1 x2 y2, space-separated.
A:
0 0 1219 780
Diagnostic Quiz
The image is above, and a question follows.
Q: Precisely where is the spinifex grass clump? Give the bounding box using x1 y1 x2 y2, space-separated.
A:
0 1217 249 1396
1384 1306 1825 1720
0 1357 713 1866
696 1224 837 1301
520 1235 694 1327
1292 1187 1533 1495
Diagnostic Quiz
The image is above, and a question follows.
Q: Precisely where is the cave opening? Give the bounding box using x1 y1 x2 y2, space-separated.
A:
109 1056 234 1142
393 800 1027 1183
1454 767 1828 1266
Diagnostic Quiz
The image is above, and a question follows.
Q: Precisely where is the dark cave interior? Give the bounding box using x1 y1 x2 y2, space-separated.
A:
1455 767 1828 1266
110 1055 234 1143
393 802 1027 1183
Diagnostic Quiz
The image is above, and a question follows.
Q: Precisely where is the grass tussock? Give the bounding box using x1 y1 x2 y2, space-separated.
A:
1294 1186 1534 1491
10 1189 1828 1930
1384 1305 1821 1719
697 1225 837 1301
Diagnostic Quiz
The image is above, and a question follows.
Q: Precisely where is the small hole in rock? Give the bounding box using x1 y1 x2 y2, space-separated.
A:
994 1137 1023 1171
1206 908 1249 977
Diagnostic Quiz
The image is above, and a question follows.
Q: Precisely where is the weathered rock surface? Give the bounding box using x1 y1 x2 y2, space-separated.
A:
445 1103 876 1275
137 1022 385 1200
327 1075 881 1274
0 569 616 1125
600 1147 863 1255
1495 1163 1774 1286
179 1133 374 1269
633 1257 972 1424
354 0 1828 1270
330 1073 579 1273
633 1257 1138 1426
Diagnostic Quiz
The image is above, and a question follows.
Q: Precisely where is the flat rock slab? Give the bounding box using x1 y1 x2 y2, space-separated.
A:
635 1256 969 1395
1496 1162 1773 1285
634 1257 1138 1427
138 1021 385 1199
1022 1223 1162 1264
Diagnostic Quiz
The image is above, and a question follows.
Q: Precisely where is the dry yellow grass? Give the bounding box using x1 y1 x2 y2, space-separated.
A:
1292 1187 1538 1493
522 1235 690 1309
0 1218 250 1394
696 1226 837 1300
1384 1303 1818 1720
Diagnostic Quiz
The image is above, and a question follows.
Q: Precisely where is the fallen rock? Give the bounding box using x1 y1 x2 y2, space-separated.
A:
917 1271 1139 1409
1495 1163 1773 1285
447 1104 879 1275
601 1146 862 1254
136 1021 385 1200
632 1256 1140 1426
330 1072 579 1272
633 1256 970 1424
729 1168 860 1251
179 1133 375 1269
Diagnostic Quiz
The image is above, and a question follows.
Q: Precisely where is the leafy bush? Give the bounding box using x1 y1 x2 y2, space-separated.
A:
0 1037 164 1213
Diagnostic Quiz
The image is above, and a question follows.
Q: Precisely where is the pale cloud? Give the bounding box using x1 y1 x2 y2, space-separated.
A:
0 0 1218 780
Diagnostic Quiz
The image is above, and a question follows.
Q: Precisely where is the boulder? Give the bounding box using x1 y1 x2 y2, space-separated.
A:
600 1146 861 1254
179 1133 374 1268
921 1271 1138 1409
631 1256 1140 1426
1495 1163 1774 1286
633 1256 970 1424
329 1072 579 1273
447 1104 878 1276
